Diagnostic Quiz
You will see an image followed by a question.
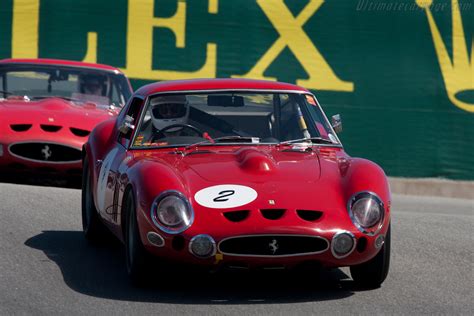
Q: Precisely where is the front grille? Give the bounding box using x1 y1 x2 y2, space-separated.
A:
218 235 329 257
9 143 81 163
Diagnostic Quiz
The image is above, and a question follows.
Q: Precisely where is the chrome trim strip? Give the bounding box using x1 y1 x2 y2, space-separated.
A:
347 191 385 236
188 234 217 258
7 141 82 164
331 231 357 259
150 190 194 235
132 142 342 151
217 234 329 258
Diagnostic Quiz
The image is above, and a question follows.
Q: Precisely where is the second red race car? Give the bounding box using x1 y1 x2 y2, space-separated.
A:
82 78 391 288
0 58 132 183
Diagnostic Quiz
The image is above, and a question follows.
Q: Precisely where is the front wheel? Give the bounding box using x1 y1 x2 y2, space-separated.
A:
124 190 151 285
350 224 391 289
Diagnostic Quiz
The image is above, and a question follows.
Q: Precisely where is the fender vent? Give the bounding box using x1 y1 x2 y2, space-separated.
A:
40 124 62 132
260 209 286 220
223 210 250 222
70 128 90 137
296 210 323 222
10 124 32 132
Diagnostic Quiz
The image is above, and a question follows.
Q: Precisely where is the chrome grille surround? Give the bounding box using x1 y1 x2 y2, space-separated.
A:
218 234 329 258
8 141 82 163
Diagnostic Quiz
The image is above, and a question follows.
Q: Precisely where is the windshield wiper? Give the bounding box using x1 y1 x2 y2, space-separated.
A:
279 137 335 145
30 96 82 102
0 90 13 95
185 136 260 151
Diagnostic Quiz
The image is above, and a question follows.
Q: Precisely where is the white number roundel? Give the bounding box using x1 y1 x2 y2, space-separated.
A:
97 148 118 213
194 184 258 209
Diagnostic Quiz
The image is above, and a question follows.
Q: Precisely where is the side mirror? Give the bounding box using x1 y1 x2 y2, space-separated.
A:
331 114 342 133
118 115 135 135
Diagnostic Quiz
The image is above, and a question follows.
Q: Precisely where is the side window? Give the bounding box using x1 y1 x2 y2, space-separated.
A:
118 97 143 147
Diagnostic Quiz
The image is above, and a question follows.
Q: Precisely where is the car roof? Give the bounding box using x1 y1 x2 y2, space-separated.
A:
0 58 123 73
135 78 310 96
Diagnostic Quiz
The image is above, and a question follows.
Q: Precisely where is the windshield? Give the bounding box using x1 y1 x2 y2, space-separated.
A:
0 65 132 107
132 92 340 148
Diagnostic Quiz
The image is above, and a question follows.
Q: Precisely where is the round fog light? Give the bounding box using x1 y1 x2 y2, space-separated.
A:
189 234 216 258
332 231 356 258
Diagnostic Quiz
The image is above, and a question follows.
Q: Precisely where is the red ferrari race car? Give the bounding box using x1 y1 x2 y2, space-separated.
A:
82 79 391 288
0 59 132 183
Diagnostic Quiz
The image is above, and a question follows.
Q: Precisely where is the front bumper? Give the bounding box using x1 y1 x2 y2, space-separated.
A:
137 206 390 269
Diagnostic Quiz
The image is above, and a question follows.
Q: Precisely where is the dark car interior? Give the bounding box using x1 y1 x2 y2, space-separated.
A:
132 92 328 147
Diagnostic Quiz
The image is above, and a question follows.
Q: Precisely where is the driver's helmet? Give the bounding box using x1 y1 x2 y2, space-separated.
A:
151 95 189 131
80 74 106 96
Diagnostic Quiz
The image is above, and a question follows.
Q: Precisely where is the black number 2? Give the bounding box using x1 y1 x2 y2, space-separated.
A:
213 190 235 202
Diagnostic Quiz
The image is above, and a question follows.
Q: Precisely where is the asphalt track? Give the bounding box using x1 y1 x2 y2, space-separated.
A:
0 182 472 315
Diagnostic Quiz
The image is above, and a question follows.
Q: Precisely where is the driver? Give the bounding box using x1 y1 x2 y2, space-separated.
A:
80 74 105 96
151 95 190 136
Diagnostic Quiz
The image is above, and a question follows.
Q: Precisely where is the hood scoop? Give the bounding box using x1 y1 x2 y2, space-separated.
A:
236 148 276 174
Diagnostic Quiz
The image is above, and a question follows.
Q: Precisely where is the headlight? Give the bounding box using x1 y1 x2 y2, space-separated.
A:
151 190 194 234
348 191 384 235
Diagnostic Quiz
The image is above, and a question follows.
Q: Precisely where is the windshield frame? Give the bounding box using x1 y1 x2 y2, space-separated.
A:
129 89 343 150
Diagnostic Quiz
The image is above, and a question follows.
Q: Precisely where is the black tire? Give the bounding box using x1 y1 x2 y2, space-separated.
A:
350 224 391 289
82 157 108 243
124 190 151 285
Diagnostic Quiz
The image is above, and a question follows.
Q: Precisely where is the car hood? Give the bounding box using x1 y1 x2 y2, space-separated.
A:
133 146 327 200
0 97 118 130
181 147 321 184
132 145 354 225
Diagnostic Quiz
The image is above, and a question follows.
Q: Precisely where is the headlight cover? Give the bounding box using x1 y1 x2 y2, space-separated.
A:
151 190 194 234
348 191 384 235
